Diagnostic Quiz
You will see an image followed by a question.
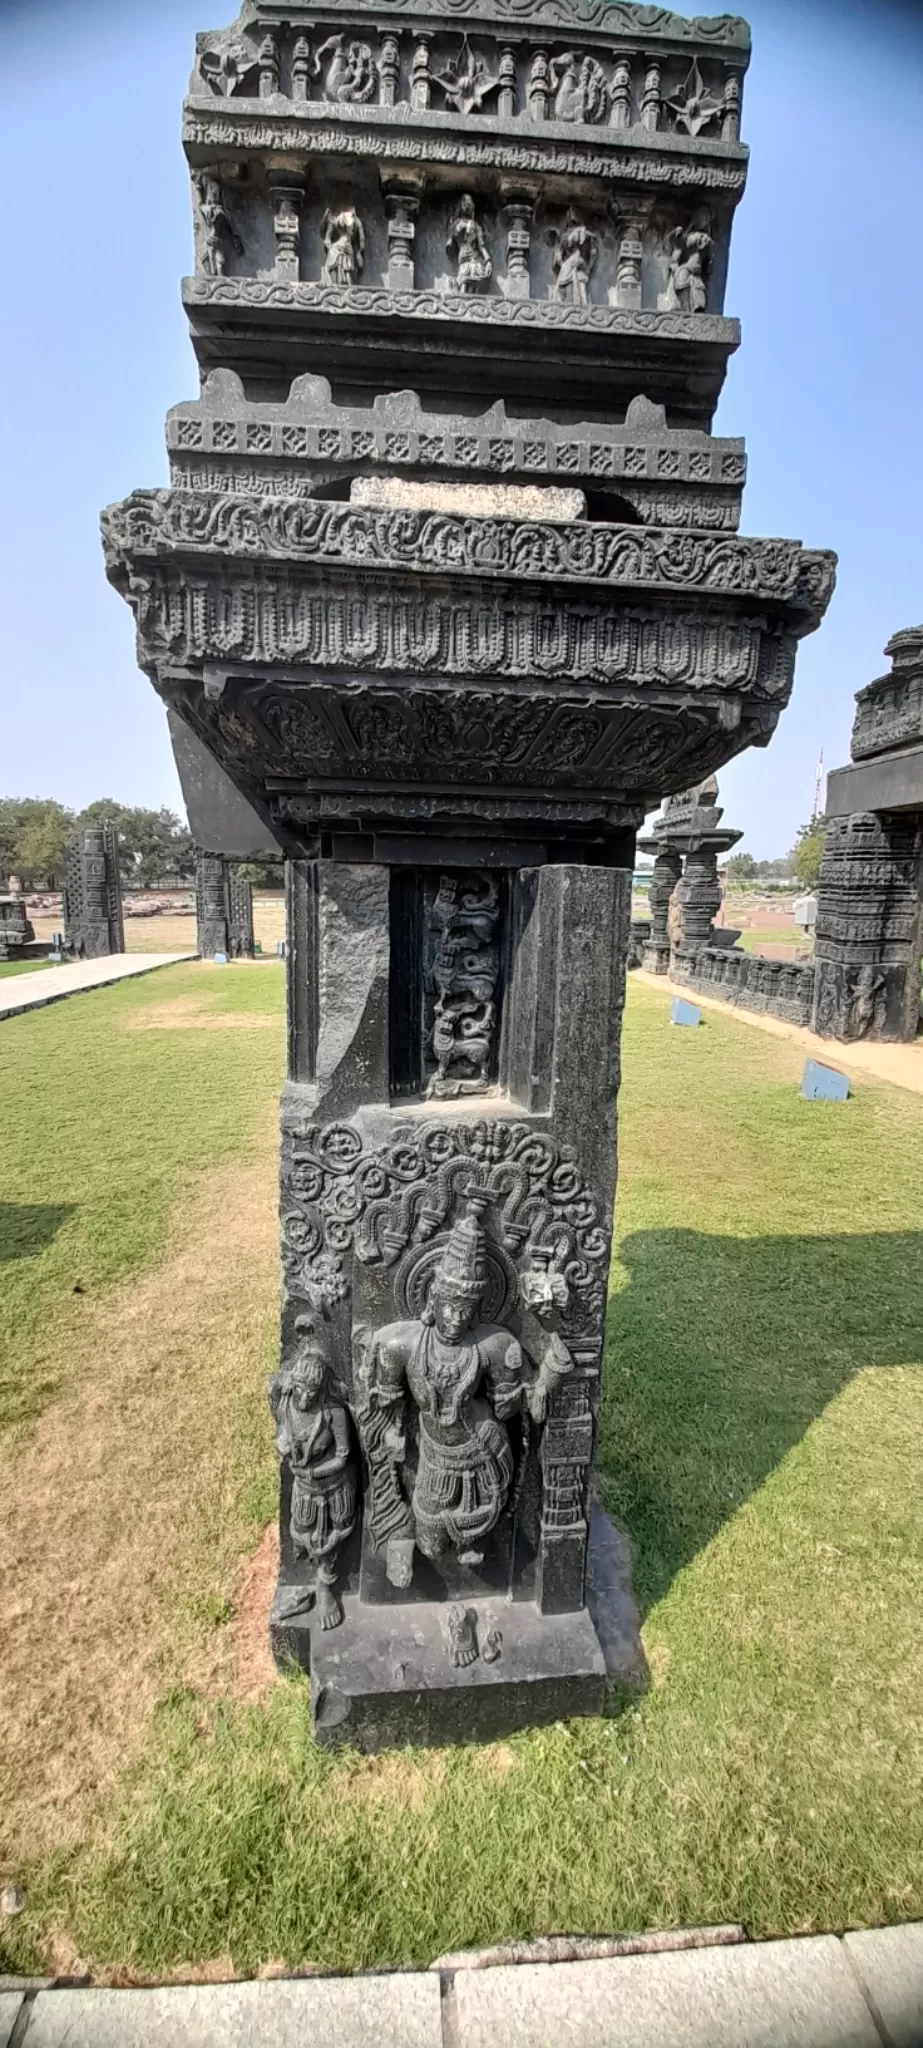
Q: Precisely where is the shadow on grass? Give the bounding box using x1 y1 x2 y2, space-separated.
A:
600 1227 923 1615
0 1202 75 1263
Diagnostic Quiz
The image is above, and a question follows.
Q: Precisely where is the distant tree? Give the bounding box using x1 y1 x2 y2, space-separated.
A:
791 818 825 891
0 797 74 887
726 851 757 885
236 856 285 889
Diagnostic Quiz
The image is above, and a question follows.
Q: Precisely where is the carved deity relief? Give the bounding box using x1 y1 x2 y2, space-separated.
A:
550 211 598 305
354 1196 573 1591
322 206 366 287
193 174 243 277
432 35 501 115
666 59 724 135
550 50 608 124
269 1307 358 1630
446 195 493 295
659 210 713 313
425 872 500 1095
315 34 379 104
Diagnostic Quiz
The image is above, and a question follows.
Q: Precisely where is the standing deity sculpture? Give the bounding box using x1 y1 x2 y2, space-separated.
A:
446 195 492 296
550 51 608 124
321 206 366 287
659 210 713 313
193 173 243 277
356 1199 572 1588
315 34 379 103
550 212 598 305
269 1309 358 1630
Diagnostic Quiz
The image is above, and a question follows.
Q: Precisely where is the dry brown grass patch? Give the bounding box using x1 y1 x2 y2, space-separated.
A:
0 1140 278 1870
337 1752 448 1812
127 995 276 1032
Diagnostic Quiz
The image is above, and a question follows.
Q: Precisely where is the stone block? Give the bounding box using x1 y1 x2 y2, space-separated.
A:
350 475 587 522
0 1994 23 2048
24 1973 442 2047
843 1923 923 2048
801 1059 849 1102
452 1937 882 2048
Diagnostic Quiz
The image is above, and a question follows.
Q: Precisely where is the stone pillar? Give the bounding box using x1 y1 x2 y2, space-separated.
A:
613 212 645 310
411 34 432 110
382 178 425 292
291 34 311 101
379 32 401 107
272 856 637 1743
269 173 303 282
642 846 682 973
609 52 633 127
640 56 661 131
501 186 536 300
195 849 254 959
62 826 124 959
813 812 923 1042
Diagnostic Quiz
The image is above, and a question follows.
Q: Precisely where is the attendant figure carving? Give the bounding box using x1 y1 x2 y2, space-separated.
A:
357 1198 572 1588
550 213 598 305
269 1311 358 1630
194 174 243 277
660 210 713 313
322 206 366 288
446 196 492 297
315 34 379 104
551 51 607 124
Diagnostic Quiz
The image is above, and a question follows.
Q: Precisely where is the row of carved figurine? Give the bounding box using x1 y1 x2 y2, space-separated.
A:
195 177 715 313
196 30 742 140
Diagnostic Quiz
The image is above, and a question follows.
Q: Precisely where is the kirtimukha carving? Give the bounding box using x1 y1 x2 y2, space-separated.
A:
315 34 379 104
550 211 598 304
432 35 500 115
446 195 492 295
667 59 724 134
269 1309 358 1630
103 0 835 1751
660 210 713 313
322 205 365 286
194 174 242 277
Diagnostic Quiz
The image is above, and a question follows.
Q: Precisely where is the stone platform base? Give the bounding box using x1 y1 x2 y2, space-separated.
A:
271 1509 645 1752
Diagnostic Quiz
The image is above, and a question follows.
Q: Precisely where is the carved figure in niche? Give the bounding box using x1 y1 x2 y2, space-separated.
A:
358 1197 572 1586
550 211 598 305
448 1606 479 1667
269 1309 358 1629
446 196 492 297
194 174 243 278
849 965 888 1039
322 206 365 287
427 873 499 1092
666 59 724 136
659 210 713 314
432 34 500 116
550 51 608 124
315 34 379 104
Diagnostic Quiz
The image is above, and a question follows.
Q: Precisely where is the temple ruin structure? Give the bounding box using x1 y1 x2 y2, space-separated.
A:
195 848 256 957
102 0 834 1747
62 826 124 960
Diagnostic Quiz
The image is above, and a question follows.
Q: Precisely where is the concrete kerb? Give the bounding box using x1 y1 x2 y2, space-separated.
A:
2 1925 921 2047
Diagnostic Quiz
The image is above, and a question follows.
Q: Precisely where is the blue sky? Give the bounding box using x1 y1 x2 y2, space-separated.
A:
2 0 922 858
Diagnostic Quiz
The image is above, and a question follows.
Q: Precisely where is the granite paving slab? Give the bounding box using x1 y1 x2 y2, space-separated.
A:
0 1993 23 2048
22 1973 442 2047
844 1925 923 2048
451 1937 883 2048
0 954 195 1021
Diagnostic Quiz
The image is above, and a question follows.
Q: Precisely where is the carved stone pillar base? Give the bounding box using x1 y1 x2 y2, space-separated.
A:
271 856 645 1748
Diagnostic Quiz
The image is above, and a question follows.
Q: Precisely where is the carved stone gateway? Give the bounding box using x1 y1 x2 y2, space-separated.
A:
102 0 834 1747
194 847 255 957
62 827 124 959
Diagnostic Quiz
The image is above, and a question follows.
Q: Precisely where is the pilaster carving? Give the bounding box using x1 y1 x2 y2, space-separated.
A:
501 186 536 300
383 176 425 291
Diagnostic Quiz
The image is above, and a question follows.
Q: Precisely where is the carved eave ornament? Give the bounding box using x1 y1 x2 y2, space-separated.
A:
245 0 752 57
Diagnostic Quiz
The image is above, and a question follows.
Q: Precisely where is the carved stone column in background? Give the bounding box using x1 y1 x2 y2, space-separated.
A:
62 826 124 960
195 848 255 959
813 812 923 1042
642 847 682 974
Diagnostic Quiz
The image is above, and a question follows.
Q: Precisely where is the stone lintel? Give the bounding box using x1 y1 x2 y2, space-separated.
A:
826 747 923 819
350 474 587 520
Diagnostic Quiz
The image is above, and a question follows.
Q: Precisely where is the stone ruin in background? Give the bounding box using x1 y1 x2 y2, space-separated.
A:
194 848 255 958
62 827 125 960
646 632 923 1043
101 0 833 1747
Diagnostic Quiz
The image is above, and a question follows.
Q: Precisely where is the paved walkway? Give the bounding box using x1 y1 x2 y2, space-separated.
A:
0 955 195 1022
1 1924 921 2045
634 968 923 1097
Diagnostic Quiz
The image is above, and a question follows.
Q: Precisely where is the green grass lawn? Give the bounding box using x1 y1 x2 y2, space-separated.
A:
0 957 49 977
2 969 922 1975
736 925 804 953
